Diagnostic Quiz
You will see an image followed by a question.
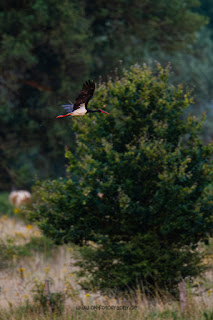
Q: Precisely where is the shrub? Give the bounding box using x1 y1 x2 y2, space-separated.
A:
32 280 65 315
0 236 56 268
29 64 213 293
0 240 12 269
0 192 13 216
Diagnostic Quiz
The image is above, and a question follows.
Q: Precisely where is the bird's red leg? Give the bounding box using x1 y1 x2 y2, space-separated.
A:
56 113 72 118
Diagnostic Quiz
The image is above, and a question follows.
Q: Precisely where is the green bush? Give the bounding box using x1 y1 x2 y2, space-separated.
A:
29 64 213 293
0 240 12 269
0 236 56 269
32 280 65 315
0 192 13 216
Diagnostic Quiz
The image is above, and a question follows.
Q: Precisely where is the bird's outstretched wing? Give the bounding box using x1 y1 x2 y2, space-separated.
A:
73 80 95 111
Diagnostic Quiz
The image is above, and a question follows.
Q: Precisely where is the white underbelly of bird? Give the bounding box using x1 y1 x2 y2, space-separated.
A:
56 80 110 119
71 104 87 116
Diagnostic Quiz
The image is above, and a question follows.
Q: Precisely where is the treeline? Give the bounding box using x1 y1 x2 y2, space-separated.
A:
0 0 213 190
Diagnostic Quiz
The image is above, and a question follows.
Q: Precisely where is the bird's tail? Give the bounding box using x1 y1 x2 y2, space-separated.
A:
62 104 73 112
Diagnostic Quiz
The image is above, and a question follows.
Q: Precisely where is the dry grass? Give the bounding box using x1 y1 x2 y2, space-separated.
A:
0 291 213 320
0 214 81 308
0 214 41 244
0 211 213 319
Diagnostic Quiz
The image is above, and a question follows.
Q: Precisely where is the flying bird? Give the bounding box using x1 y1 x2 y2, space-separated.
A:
56 80 109 118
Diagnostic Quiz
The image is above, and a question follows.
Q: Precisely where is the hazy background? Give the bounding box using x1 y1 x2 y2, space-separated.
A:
0 0 213 191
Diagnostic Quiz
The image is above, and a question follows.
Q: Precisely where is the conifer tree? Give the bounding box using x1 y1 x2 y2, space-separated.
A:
29 65 213 292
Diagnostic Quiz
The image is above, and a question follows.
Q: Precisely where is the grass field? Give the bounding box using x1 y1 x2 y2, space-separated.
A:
1 193 213 319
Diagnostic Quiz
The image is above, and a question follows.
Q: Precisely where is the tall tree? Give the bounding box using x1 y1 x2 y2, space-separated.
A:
0 0 210 191
29 65 213 293
199 0 213 30
86 0 208 77
141 28 213 142
0 0 91 190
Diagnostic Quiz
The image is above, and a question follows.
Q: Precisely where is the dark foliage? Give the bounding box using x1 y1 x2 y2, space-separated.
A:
0 0 211 191
29 65 213 293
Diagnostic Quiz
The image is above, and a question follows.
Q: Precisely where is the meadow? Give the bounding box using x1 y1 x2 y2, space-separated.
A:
1 193 213 320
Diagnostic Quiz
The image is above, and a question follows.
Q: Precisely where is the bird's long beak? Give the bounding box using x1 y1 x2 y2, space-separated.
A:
100 109 109 114
56 113 72 118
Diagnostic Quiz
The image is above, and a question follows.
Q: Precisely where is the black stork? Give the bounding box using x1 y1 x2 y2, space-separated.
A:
56 80 109 118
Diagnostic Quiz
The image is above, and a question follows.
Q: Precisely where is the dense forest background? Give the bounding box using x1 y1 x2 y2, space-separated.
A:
0 0 213 191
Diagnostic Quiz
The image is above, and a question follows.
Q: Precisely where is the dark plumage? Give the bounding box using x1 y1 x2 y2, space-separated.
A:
56 80 109 118
74 80 95 111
